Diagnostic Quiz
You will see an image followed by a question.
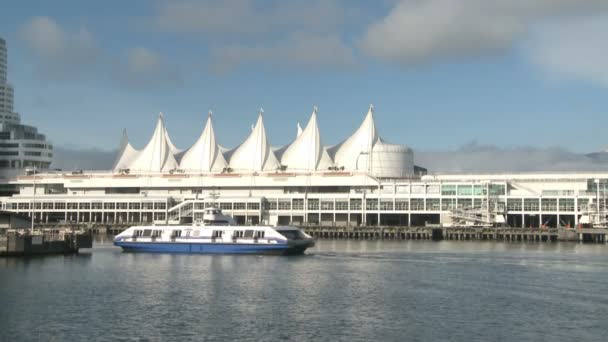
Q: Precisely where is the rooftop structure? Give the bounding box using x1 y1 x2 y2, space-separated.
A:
112 105 416 177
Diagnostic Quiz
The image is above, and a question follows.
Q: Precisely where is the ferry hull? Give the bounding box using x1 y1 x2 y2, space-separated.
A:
114 241 310 255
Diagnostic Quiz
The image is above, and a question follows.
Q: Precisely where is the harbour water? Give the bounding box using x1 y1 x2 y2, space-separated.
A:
1 238 607 341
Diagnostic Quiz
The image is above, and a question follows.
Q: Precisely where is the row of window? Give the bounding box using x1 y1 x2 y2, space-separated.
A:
9 201 168 210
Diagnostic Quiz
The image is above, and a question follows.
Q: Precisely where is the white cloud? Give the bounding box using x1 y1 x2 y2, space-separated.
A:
115 47 181 86
153 0 351 35
416 141 608 173
19 16 100 77
211 34 356 73
19 16 180 87
359 0 608 64
525 16 608 87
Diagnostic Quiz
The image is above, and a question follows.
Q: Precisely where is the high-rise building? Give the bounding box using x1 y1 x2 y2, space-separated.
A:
0 37 53 186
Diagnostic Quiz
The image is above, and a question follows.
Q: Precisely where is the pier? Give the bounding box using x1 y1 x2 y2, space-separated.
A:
19 222 608 244
301 226 608 243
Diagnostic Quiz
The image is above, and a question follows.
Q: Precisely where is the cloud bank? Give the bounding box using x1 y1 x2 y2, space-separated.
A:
19 16 180 87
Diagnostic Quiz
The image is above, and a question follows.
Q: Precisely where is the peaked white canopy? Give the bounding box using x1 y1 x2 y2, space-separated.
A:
112 129 139 171
329 105 378 170
126 114 179 172
296 122 303 137
229 111 280 172
281 107 333 171
179 112 227 172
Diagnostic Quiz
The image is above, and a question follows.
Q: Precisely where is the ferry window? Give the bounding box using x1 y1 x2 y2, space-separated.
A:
152 230 162 237
172 230 182 238
212 230 223 238
143 230 152 237
233 231 244 238
280 230 300 240
135 230 144 237
244 230 254 238
255 231 265 238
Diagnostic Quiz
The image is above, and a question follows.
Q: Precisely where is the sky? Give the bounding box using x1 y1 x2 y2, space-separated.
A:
1 0 608 165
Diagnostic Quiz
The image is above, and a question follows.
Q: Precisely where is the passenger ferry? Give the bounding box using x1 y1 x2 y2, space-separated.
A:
113 208 315 255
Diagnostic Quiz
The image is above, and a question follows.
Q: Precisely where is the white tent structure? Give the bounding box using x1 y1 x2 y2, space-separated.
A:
280 107 333 171
228 110 280 172
179 112 227 172
112 129 139 171
111 105 415 177
329 105 378 171
123 114 179 172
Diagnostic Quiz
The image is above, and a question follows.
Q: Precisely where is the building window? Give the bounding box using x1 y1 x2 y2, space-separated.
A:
507 199 522 211
335 200 348 210
321 200 334 211
247 202 260 210
154 202 166 210
79 203 90 210
411 199 425 211
67 202 78 210
489 184 506 196
524 199 539 211
577 198 590 211
142 202 154 210
129 203 141 210
457 185 472 196
92 202 103 210
541 199 557 211
441 185 456 196
220 202 232 210
366 199 378 211
395 200 408 211
104 203 115 210
307 199 319 210
349 199 361 210
559 199 574 212
426 199 440 210
441 198 455 210
292 199 304 210
380 200 393 211
55 202 66 210
117 203 128 210
457 198 472 209
233 202 246 210
278 200 291 210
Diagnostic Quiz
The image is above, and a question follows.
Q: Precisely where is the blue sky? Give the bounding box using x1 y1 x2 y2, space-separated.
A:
1 0 607 153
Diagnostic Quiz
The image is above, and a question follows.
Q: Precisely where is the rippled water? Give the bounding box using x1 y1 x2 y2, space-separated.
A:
1 238 608 341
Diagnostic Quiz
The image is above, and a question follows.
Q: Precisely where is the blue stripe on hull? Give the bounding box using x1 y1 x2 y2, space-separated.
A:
114 241 291 254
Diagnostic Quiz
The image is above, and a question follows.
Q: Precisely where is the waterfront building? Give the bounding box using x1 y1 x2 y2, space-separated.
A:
0 37 53 186
0 104 607 229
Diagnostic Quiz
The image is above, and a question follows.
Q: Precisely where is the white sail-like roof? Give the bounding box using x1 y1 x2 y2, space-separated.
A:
179 112 227 172
281 107 333 171
296 122 303 137
112 129 139 171
126 114 179 172
229 110 280 172
329 105 378 170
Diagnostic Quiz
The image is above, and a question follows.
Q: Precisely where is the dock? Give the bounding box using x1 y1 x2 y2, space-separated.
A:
301 226 608 243
0 229 93 256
